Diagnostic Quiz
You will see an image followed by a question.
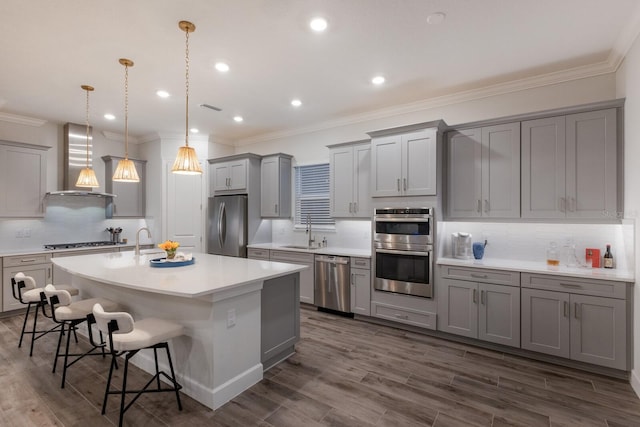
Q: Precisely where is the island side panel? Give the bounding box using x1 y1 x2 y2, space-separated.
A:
68 275 263 410
261 272 301 370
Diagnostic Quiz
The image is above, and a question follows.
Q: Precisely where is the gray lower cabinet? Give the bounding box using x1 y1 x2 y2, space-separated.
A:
269 250 315 305
2 253 52 312
350 257 370 316
261 272 300 371
521 273 627 370
437 266 520 348
521 108 618 219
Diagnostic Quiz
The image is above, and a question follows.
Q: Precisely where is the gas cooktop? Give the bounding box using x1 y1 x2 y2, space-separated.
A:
43 241 117 250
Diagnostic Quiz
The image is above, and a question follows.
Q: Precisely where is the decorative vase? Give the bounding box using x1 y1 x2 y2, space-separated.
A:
166 250 176 260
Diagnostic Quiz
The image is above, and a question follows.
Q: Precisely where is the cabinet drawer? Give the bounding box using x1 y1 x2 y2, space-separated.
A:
248 248 270 260
441 265 520 287
3 253 51 267
521 273 626 299
372 302 436 330
270 250 315 263
351 257 370 269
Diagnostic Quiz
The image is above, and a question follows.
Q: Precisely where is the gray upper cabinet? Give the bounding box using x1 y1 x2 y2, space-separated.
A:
209 153 262 196
369 127 437 197
447 123 520 218
522 109 618 219
0 142 48 218
329 141 371 218
261 153 292 218
102 156 146 218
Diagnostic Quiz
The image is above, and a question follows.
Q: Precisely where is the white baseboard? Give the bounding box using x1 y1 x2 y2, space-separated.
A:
212 363 263 409
631 369 640 398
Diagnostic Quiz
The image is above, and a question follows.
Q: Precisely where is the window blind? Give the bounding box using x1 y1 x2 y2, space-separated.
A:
294 163 334 226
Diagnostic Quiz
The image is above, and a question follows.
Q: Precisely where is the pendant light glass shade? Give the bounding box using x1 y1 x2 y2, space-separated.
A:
76 85 100 188
172 20 202 175
113 58 140 183
112 158 140 182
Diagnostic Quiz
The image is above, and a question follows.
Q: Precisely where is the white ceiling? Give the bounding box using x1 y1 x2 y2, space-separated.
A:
1 0 639 145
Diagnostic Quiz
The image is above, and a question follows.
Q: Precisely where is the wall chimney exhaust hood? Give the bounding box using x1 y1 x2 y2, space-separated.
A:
46 123 116 198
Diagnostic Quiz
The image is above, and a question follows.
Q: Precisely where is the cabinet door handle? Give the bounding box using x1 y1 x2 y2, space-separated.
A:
477 199 482 213
397 178 401 192
570 197 576 212
574 302 580 319
355 260 366 266
21 259 37 263
349 202 353 213
351 273 355 286
470 273 488 279
484 199 489 213
560 197 566 213
394 313 409 320
473 289 478 304
564 301 569 317
275 203 278 214
480 290 485 305
560 283 581 289
403 178 407 191
353 202 358 213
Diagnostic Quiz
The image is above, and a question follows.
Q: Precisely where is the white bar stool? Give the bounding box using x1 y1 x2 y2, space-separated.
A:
43 284 119 388
11 272 79 356
92 303 184 427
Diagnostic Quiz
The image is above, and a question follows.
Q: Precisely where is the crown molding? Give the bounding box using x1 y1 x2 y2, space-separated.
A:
0 112 47 127
235 60 618 147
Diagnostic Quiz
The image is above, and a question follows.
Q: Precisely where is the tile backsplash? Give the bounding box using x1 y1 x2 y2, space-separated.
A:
438 220 635 272
0 196 152 252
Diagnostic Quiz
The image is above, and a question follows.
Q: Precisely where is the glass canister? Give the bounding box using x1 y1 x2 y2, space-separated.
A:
547 241 560 267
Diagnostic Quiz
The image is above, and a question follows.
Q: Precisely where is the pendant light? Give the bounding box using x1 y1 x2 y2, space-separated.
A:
171 20 202 175
76 85 100 188
112 58 140 182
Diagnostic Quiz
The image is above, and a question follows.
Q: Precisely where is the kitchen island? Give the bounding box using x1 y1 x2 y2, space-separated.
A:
52 251 306 410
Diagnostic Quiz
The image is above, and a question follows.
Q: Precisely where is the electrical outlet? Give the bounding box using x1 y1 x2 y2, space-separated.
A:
24 228 31 237
227 308 236 328
15 230 23 238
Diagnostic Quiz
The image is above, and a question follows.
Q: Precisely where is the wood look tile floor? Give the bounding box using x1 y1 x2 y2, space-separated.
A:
1 306 639 426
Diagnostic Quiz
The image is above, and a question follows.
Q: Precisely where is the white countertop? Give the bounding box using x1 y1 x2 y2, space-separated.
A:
248 243 371 258
52 251 307 298
437 257 635 282
0 243 153 257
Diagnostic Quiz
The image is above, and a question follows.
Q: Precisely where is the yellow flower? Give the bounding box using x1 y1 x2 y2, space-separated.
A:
158 240 180 251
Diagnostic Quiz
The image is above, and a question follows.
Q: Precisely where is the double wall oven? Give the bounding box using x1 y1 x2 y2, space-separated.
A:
373 207 433 298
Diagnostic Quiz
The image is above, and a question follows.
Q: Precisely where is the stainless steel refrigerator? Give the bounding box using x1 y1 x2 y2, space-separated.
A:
207 195 248 257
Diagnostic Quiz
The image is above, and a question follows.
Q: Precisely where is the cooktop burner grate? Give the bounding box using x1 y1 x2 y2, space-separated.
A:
43 241 117 250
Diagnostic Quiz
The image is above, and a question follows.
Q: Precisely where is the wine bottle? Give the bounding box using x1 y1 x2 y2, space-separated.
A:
603 244 614 269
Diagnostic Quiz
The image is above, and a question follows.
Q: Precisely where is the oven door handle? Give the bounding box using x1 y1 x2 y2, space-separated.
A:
374 218 431 223
375 248 432 257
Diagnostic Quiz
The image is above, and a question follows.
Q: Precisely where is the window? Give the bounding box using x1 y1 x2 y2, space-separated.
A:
294 163 334 227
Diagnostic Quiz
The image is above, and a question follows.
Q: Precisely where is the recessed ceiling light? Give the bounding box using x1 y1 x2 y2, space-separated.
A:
371 75 386 85
190 128 199 134
291 99 302 107
215 62 230 73
156 90 170 98
104 113 116 120
310 17 328 32
427 12 446 25
233 116 244 123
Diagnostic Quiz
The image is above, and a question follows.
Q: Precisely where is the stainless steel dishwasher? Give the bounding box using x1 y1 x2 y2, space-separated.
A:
315 255 351 313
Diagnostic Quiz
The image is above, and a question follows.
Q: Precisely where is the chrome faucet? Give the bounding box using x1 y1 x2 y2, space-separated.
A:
306 214 315 248
135 227 151 255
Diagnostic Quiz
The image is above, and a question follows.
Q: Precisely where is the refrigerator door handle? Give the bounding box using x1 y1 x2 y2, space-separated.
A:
218 202 226 248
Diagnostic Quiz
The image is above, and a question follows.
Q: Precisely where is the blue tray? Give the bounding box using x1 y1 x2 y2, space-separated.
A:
149 257 195 268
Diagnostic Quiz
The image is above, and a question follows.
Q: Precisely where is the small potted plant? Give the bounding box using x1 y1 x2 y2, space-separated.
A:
158 240 180 260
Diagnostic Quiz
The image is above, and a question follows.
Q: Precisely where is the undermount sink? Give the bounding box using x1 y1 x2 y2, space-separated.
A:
280 245 317 250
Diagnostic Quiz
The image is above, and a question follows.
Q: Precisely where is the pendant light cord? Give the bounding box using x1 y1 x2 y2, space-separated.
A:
85 88 90 168
124 63 129 159
185 27 190 147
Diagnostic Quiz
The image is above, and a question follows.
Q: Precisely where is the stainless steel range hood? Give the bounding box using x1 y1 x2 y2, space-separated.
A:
47 123 115 198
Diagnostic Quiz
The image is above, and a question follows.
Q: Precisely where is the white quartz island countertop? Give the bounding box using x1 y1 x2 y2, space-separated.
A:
437 257 634 282
51 250 307 298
